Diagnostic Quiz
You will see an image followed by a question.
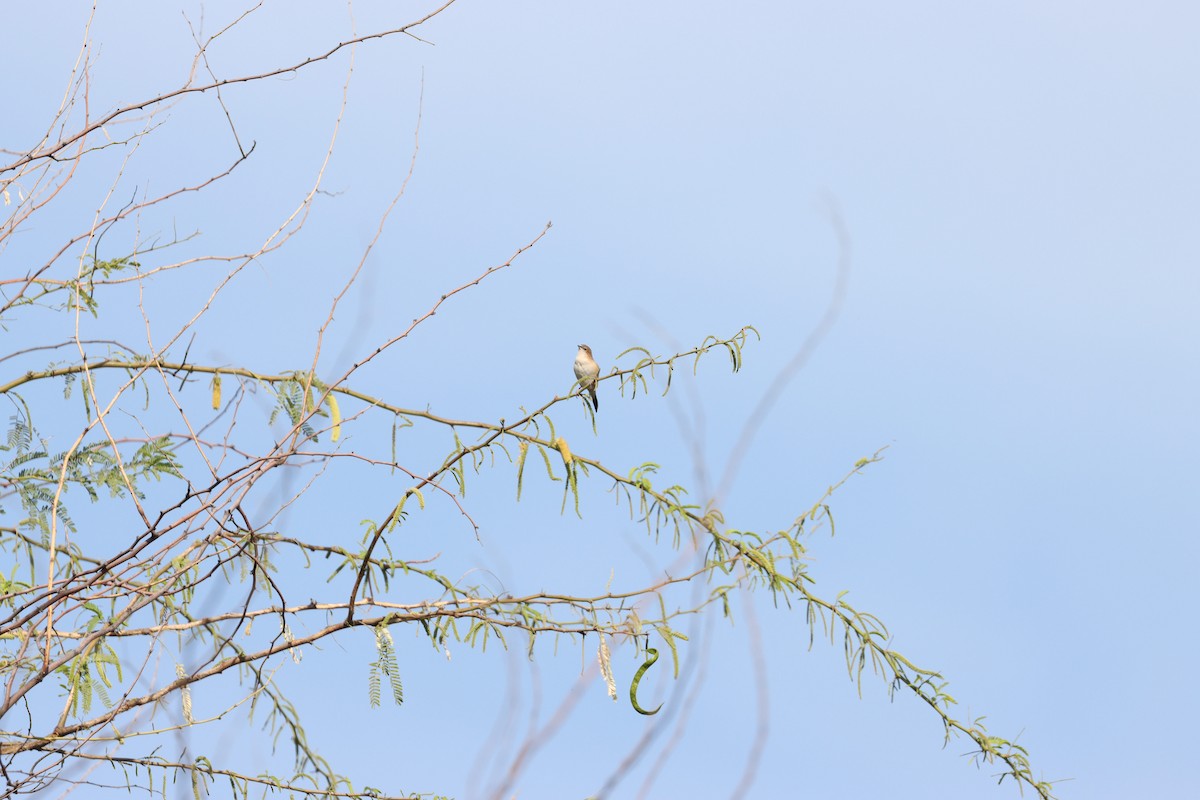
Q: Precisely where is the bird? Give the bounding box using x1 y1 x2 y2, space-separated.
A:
574 344 600 411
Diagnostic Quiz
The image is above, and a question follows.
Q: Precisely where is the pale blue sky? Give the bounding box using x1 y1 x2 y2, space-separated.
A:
4 2 1198 798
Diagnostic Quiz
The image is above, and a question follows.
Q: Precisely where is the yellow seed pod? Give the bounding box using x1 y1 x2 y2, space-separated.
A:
328 393 341 442
556 437 572 466
211 374 221 410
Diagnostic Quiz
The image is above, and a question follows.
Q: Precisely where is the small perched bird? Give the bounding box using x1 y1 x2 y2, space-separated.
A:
574 344 600 411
